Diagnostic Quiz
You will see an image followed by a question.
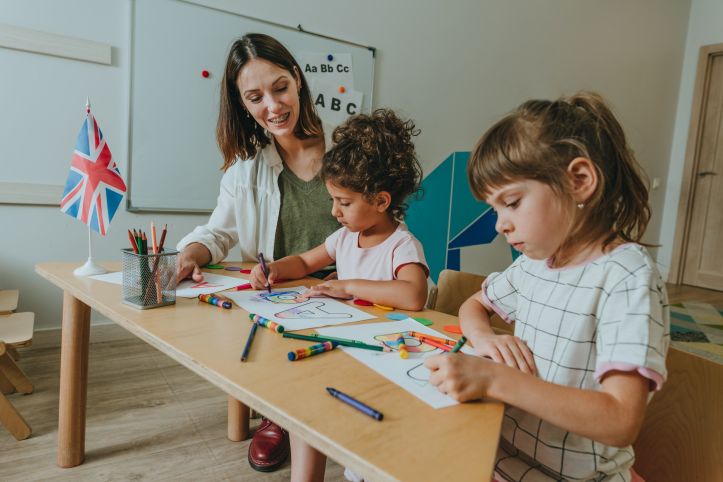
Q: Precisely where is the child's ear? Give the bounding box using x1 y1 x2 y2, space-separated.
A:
374 191 392 212
567 157 598 203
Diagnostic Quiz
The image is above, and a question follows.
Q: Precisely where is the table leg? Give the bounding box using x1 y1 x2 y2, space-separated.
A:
227 396 250 441
57 291 90 468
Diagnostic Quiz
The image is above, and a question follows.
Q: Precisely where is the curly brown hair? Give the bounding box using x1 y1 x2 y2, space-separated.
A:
468 91 651 265
321 109 423 220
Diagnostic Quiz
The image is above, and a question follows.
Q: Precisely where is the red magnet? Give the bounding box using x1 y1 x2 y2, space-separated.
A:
338 86 346 93
201 70 210 78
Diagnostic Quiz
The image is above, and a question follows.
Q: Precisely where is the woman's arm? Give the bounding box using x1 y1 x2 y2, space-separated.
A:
249 244 333 289
176 242 212 283
305 263 428 310
425 354 649 447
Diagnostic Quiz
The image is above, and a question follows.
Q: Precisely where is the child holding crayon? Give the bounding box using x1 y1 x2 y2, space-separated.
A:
249 108 429 481
425 92 669 482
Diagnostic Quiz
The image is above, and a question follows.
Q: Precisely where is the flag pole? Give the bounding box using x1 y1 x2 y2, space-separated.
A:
74 225 108 276
73 97 107 276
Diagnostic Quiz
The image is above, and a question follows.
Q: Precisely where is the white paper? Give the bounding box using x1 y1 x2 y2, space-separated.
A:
224 286 375 331
90 271 123 284
317 319 473 409
175 273 246 298
310 78 364 126
298 52 354 88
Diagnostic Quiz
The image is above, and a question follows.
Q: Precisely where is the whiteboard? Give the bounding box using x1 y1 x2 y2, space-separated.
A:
128 0 375 212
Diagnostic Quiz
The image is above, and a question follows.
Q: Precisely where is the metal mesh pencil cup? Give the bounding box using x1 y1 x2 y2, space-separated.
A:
121 248 178 309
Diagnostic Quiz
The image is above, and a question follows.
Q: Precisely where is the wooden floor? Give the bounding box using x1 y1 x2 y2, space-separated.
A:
0 324 345 482
2 283 721 481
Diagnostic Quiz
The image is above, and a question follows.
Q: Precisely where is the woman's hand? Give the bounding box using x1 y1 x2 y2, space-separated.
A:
473 334 536 375
304 280 353 299
249 262 281 290
425 353 499 402
176 243 210 283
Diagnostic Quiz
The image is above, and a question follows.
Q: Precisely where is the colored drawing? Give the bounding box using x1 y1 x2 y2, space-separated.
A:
373 332 435 354
224 286 374 331
257 290 308 304
176 272 246 298
318 318 473 409
276 301 353 320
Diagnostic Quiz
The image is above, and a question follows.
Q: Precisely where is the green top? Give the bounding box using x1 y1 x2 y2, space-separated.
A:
273 166 340 261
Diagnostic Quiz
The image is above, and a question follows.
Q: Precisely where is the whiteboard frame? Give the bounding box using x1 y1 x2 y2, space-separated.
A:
126 0 376 213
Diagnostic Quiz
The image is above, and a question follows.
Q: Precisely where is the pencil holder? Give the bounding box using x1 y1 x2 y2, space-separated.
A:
121 248 178 309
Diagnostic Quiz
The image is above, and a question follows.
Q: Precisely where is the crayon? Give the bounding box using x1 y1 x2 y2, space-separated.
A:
241 322 258 362
258 252 271 293
282 332 388 352
199 293 232 309
232 283 253 291
249 313 284 333
326 387 383 421
395 333 408 359
287 341 337 361
421 337 452 352
451 336 468 353
407 331 456 347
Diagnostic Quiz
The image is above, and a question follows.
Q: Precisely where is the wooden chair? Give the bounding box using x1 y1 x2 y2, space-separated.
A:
0 312 35 361
633 346 723 481
0 341 33 440
0 289 19 315
431 269 512 333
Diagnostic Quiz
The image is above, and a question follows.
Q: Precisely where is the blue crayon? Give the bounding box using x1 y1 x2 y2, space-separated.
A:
326 387 383 421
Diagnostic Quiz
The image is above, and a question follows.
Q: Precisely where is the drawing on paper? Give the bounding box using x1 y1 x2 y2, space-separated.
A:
373 332 436 354
256 291 308 304
276 300 354 319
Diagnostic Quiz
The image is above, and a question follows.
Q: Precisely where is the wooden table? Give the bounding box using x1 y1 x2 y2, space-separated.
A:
36 262 503 480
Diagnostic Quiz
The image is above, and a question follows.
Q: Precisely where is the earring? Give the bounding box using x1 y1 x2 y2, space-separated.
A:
577 203 585 209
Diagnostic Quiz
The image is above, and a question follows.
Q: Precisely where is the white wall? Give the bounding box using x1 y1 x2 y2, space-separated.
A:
658 0 723 279
0 0 691 329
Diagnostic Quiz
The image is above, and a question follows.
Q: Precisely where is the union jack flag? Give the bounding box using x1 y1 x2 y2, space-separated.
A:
60 109 126 235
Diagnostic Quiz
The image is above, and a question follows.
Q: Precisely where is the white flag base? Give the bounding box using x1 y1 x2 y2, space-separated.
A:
74 258 107 277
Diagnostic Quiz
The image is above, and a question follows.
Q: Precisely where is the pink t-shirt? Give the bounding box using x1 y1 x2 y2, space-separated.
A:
324 223 428 281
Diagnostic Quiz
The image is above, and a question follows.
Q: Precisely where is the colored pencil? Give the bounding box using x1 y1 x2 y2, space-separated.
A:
128 229 139 254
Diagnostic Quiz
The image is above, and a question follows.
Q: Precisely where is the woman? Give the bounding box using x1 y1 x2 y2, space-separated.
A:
176 33 338 480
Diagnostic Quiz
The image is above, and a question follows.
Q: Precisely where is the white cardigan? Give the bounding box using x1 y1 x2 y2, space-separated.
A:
177 125 333 263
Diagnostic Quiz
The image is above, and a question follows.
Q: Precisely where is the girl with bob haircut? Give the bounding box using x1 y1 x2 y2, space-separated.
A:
426 92 669 482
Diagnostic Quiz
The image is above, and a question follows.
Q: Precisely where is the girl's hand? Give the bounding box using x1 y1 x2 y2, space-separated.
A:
304 280 353 299
473 334 536 375
176 244 208 283
249 262 281 290
425 353 498 402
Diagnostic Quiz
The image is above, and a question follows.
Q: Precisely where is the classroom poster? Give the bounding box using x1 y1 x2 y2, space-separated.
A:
317 318 474 409
224 286 375 331
310 78 364 126
297 52 354 88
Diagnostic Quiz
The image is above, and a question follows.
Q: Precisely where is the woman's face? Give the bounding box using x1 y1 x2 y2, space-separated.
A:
237 58 301 139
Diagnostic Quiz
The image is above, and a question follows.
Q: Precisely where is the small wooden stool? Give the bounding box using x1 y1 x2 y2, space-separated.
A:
0 341 33 440
0 312 34 361
0 290 19 315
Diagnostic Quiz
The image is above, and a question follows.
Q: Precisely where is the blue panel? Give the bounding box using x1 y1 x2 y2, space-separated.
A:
511 246 522 261
407 153 453 284
448 208 498 249
446 248 460 271
64 199 81 218
450 152 491 239
89 209 100 233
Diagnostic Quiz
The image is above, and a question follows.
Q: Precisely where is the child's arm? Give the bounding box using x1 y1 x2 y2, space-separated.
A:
425 354 649 447
248 244 333 289
305 263 428 310
459 292 536 375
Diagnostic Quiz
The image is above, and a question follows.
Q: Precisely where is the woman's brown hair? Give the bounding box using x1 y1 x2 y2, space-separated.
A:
217 33 322 170
468 91 651 264
321 109 423 221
